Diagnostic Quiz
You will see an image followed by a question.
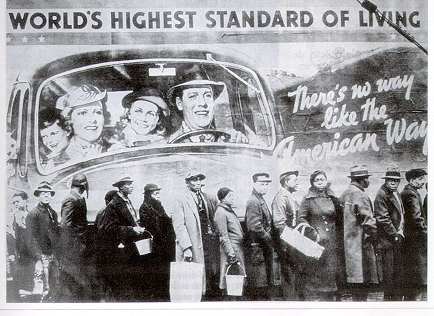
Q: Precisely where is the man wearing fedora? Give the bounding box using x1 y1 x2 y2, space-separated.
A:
167 64 255 144
171 172 220 301
138 183 175 301
271 170 303 301
373 167 405 301
340 165 378 301
26 182 60 302
245 173 276 300
97 176 146 301
401 169 427 300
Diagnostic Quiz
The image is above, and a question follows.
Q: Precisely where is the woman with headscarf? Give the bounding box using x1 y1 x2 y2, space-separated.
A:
297 170 343 301
112 87 170 149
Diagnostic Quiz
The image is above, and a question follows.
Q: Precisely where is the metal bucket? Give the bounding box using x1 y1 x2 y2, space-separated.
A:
225 263 246 296
134 230 153 255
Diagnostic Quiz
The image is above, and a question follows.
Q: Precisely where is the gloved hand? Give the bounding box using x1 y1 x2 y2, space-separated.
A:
183 248 193 262
228 253 238 265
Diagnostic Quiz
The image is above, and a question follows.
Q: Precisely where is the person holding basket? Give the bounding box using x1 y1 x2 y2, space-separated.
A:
297 170 344 301
213 187 245 300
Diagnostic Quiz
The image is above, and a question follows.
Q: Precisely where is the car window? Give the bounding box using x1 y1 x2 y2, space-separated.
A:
35 60 274 174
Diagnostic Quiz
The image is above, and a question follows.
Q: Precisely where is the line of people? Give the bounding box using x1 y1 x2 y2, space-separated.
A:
6 165 427 302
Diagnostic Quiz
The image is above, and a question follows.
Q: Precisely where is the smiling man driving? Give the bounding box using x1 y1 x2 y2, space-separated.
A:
167 65 252 144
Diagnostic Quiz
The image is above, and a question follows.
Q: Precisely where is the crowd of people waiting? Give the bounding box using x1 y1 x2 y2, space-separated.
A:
6 164 427 303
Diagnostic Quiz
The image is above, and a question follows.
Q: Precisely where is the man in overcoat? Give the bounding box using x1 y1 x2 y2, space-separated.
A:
171 172 220 300
26 182 59 302
97 176 145 301
271 170 302 300
373 167 405 301
401 168 427 300
59 173 100 301
245 172 275 300
340 165 378 301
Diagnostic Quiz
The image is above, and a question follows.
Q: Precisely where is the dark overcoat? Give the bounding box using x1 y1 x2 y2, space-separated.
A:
297 187 343 293
26 202 59 260
401 184 427 285
339 183 378 284
60 190 88 263
373 184 404 250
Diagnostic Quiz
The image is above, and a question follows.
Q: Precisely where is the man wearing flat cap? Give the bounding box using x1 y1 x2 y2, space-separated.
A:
339 165 378 301
245 173 275 300
97 176 146 301
373 167 405 301
271 170 303 300
401 168 427 300
171 172 220 300
138 183 175 301
167 64 255 144
26 182 59 301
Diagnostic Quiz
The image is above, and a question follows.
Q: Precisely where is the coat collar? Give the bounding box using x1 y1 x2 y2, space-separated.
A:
218 201 235 213
305 186 337 199
350 182 365 192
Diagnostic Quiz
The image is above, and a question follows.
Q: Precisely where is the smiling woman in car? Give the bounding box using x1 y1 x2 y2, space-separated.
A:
56 84 113 161
111 87 171 149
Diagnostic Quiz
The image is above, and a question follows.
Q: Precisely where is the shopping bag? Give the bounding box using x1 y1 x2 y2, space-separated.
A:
170 262 204 302
280 224 324 259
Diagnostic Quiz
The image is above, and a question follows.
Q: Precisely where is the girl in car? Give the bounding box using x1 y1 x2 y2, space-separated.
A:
111 87 170 149
38 107 72 169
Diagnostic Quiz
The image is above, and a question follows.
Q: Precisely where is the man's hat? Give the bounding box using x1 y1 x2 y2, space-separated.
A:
405 169 427 182
71 173 88 187
34 181 55 197
185 172 206 181
112 176 134 188
122 87 170 117
143 183 162 194
381 167 403 180
348 165 373 178
56 85 107 117
279 171 299 182
253 173 272 182
167 64 225 105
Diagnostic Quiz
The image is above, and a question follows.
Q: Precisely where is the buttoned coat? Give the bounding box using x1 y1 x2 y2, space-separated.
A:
401 184 427 285
26 202 59 261
172 189 218 293
339 183 378 284
245 189 273 242
373 184 404 250
214 202 245 289
297 187 343 292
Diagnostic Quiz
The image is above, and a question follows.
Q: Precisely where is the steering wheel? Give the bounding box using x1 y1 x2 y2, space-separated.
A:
169 129 232 144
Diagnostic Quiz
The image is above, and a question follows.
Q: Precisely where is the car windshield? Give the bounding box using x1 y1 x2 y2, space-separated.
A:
34 59 274 173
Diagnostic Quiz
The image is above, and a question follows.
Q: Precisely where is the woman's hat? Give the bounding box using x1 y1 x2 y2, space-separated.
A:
112 176 134 188
217 187 232 201
122 87 170 117
167 65 225 105
143 183 162 194
56 85 107 117
34 181 55 197
348 165 373 178
381 167 403 180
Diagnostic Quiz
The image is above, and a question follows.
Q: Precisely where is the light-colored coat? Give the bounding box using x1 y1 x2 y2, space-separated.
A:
340 182 378 284
172 188 218 293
